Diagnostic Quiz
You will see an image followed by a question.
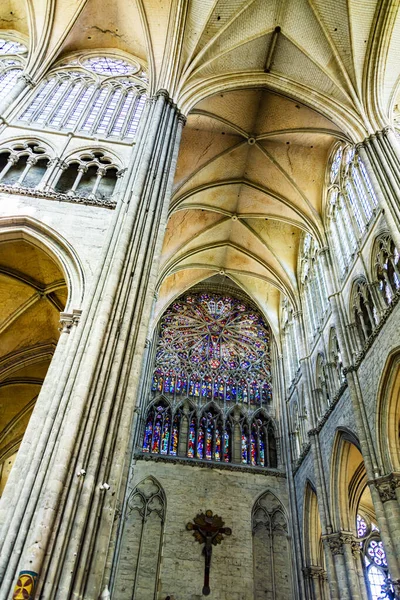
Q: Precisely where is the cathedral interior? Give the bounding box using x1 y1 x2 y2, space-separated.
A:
1 1 400 599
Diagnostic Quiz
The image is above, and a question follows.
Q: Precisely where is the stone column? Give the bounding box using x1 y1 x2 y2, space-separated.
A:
0 90 185 600
276 353 305 599
0 73 35 118
357 138 400 250
323 532 362 600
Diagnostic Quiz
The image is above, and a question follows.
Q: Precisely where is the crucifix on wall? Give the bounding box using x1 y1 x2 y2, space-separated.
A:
186 510 232 596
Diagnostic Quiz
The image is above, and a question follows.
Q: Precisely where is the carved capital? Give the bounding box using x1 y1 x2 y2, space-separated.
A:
370 473 400 503
351 540 362 557
59 312 74 333
154 88 170 101
59 309 82 333
20 73 35 87
303 566 325 580
7 154 19 165
178 112 187 126
323 532 354 556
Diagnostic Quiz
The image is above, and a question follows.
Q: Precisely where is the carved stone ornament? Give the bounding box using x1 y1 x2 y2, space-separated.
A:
323 532 354 556
303 566 325 580
0 183 117 209
59 310 82 334
371 473 400 503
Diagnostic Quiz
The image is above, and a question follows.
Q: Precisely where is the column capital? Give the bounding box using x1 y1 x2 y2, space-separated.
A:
323 531 354 555
369 472 400 503
177 111 187 126
20 73 35 87
302 565 325 580
59 309 82 333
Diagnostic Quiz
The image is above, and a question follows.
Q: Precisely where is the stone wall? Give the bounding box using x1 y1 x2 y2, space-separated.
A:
113 458 291 600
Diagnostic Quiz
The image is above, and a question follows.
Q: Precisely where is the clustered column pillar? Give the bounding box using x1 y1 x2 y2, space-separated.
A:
0 89 185 600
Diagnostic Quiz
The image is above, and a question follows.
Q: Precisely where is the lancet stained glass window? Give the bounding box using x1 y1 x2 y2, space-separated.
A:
151 292 272 406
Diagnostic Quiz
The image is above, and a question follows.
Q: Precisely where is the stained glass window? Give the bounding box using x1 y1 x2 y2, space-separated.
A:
150 292 272 406
142 291 277 467
142 402 178 457
327 143 378 278
18 65 146 140
356 514 393 600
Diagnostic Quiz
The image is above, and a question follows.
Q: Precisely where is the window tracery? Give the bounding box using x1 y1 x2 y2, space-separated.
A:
0 37 27 101
0 140 52 188
327 144 378 277
142 291 278 468
352 279 377 347
18 55 146 141
54 150 122 200
300 234 328 342
374 234 400 306
356 514 393 600
151 292 272 406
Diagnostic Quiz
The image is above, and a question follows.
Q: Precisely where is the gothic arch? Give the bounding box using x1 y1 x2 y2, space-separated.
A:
252 489 292 599
0 215 84 310
113 476 166 600
330 428 365 532
303 481 323 567
376 348 400 473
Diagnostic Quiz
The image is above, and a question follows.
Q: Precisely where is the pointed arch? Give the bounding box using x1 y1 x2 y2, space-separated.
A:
376 348 400 473
252 490 292 599
0 215 84 310
113 476 166 599
330 428 365 532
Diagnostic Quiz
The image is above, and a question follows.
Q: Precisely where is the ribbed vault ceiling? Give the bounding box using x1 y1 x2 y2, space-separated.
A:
1 0 400 331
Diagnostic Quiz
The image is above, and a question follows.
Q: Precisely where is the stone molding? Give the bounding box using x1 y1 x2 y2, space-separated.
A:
134 451 286 478
0 183 117 209
369 472 400 503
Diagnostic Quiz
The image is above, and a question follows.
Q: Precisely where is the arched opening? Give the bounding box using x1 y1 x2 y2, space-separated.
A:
0 235 68 495
331 432 394 599
376 350 400 473
303 482 328 599
252 490 292 599
140 285 278 469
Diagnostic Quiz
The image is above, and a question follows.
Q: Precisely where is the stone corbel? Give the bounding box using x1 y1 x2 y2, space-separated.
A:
303 565 325 580
59 309 82 334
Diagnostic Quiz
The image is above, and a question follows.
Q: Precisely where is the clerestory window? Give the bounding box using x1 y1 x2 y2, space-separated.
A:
18 55 146 140
327 144 378 277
